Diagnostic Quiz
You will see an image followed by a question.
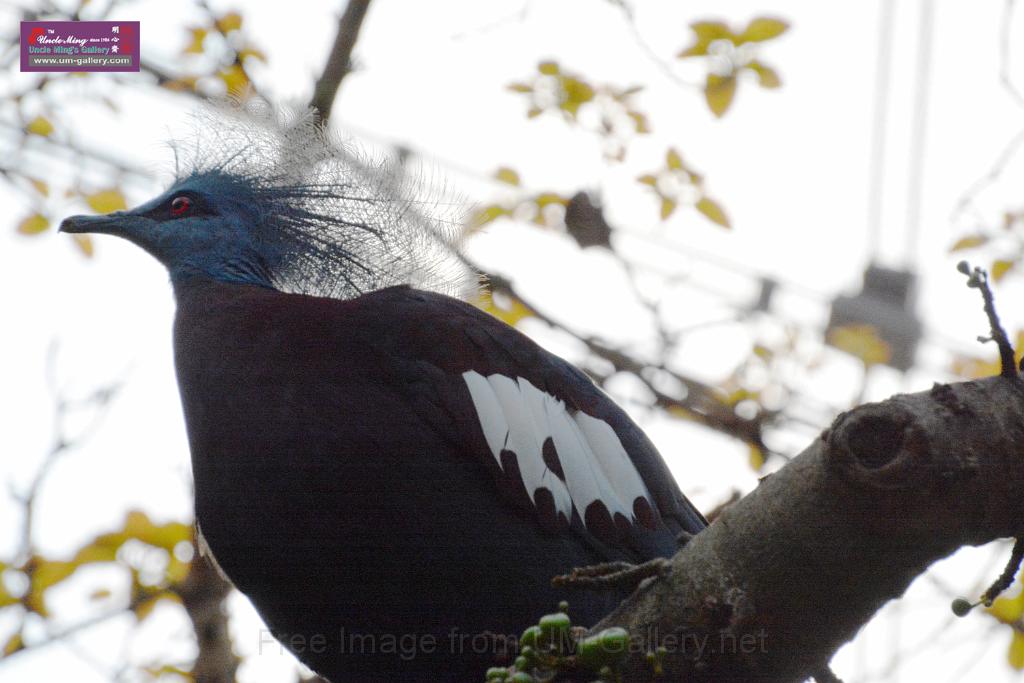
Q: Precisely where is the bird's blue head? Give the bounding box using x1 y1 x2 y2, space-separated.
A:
61 170 281 286
60 103 473 300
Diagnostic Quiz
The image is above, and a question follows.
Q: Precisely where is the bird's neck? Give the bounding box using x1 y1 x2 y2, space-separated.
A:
171 271 274 300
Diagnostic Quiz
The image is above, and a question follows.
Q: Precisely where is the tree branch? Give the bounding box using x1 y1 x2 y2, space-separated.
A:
175 548 238 683
310 0 373 123
584 374 1024 682
483 271 771 450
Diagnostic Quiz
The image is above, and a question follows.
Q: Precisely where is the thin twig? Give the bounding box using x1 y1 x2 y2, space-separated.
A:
552 558 668 591
613 0 700 91
981 537 1024 605
1000 0 1024 108
950 127 1024 224
481 269 771 448
310 0 373 123
18 349 124 561
958 261 1018 378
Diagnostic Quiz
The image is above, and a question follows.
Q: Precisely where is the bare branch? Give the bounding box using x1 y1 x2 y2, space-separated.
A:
310 0 373 123
587 375 1024 681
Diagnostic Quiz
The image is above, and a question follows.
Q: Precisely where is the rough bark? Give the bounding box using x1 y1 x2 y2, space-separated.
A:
583 374 1024 682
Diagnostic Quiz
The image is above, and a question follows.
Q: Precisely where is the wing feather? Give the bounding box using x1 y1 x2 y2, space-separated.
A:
463 371 654 529
462 370 508 467
574 411 654 517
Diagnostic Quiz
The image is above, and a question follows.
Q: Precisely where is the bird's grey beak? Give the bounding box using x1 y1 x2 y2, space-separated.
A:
59 212 128 235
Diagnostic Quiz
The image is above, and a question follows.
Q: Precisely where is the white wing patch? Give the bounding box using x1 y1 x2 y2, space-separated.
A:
462 370 654 530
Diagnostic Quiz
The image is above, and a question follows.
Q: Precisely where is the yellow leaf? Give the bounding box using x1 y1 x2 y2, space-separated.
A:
737 17 789 44
72 234 94 258
215 11 243 33
90 588 112 601
27 559 77 615
29 178 49 196
666 405 697 421
628 111 650 134
637 174 658 187
666 148 683 170
477 291 534 327
534 192 569 209
748 444 765 470
494 167 520 186
538 61 560 75
183 27 207 54
705 73 737 118
162 76 198 93
238 46 267 62
949 234 988 251
85 189 127 214
26 115 54 137
691 21 732 44
0 572 18 608
527 107 543 118
752 344 773 361
17 213 49 235
218 64 250 96
507 82 533 93
950 355 999 379
560 76 595 116
677 21 733 58
122 510 191 551
166 556 191 584
827 324 892 367
696 196 731 228
469 205 511 230
1010 632 1024 670
144 664 191 678
747 60 781 88
677 45 707 59
724 388 753 406
134 592 169 622
988 594 1024 624
2 632 23 657
992 259 1014 282
660 197 677 220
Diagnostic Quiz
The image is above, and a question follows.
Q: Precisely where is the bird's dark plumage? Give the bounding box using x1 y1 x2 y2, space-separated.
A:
61 103 706 682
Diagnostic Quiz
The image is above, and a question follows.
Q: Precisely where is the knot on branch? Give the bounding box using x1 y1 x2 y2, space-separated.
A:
825 403 931 490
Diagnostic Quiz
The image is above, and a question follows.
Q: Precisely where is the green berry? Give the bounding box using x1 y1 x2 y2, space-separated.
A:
538 612 571 646
951 597 975 617
520 625 542 649
576 627 630 671
486 666 508 680
597 627 629 651
510 673 533 683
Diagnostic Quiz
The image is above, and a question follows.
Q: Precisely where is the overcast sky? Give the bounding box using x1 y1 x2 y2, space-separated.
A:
3 1 1024 681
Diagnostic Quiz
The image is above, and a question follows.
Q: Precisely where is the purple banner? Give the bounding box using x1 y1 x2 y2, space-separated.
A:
21 21 140 73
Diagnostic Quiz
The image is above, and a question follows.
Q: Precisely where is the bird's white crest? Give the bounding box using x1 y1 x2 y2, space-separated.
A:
462 370 654 528
170 99 477 301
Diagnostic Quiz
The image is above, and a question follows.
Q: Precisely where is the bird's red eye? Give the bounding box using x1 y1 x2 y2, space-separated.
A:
170 196 192 216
